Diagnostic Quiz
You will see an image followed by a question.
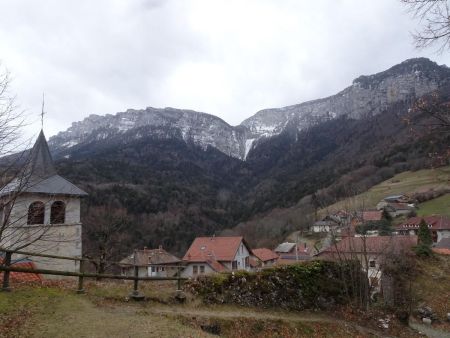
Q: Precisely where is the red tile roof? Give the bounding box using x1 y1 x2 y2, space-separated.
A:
252 248 279 262
120 247 180 266
0 258 42 283
318 236 417 256
362 210 383 221
396 216 450 230
183 236 250 262
206 259 227 272
433 248 450 255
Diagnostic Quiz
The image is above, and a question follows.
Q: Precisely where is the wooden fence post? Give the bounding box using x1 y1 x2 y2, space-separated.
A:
76 259 85 294
174 266 186 303
129 264 144 300
177 267 181 291
1 251 12 292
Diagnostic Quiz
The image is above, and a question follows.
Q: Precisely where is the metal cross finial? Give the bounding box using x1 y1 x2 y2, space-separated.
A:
41 93 45 129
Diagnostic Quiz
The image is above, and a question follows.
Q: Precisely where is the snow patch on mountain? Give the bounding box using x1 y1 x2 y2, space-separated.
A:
48 58 449 161
244 138 256 159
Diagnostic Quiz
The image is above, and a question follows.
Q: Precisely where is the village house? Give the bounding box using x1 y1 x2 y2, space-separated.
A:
396 215 450 243
316 236 417 289
0 131 87 275
181 236 252 278
119 246 181 277
310 218 340 233
376 195 416 218
381 194 412 204
251 248 279 268
274 242 311 263
310 211 353 233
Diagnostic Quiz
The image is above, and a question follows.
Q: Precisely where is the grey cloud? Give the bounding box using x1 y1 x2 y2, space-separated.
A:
0 0 447 139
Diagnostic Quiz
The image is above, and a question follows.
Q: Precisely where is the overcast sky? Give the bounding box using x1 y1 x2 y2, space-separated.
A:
0 0 448 139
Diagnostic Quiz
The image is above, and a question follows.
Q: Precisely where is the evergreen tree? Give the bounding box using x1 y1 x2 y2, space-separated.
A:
415 218 433 257
417 218 432 246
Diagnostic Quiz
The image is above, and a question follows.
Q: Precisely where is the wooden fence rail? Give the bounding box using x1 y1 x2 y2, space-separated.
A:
0 248 187 300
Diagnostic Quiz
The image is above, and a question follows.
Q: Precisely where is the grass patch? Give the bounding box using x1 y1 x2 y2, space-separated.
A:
0 277 436 337
179 316 363 338
417 193 450 216
0 282 210 338
84 280 180 304
412 254 450 331
320 166 450 215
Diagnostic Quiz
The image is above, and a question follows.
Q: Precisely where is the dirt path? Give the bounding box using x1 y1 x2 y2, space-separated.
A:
145 305 395 338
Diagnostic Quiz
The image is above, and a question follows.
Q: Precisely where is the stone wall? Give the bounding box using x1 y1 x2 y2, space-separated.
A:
186 261 365 310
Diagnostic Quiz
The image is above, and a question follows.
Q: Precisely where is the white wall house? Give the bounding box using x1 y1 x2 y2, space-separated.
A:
181 236 252 278
120 246 181 278
0 131 87 276
396 216 450 243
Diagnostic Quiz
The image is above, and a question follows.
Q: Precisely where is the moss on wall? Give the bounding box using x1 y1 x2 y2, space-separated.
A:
186 260 366 310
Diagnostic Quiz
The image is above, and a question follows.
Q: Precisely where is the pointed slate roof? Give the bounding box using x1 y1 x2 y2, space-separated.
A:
0 130 87 197
25 130 57 179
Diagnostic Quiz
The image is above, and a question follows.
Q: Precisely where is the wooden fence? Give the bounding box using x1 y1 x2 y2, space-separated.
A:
0 248 187 300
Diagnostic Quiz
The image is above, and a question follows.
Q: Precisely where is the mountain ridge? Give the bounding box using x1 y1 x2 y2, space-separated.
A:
49 57 450 161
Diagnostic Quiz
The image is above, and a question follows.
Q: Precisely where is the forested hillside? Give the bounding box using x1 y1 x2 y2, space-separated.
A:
54 90 449 257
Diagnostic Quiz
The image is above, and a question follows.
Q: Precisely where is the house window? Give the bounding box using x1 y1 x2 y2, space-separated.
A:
200 265 205 274
27 201 45 225
161 267 165 272
369 260 376 268
151 266 156 273
50 201 66 224
193 265 198 275
231 261 238 270
245 256 249 268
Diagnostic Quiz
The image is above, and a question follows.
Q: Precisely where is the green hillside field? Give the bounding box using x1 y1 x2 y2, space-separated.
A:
319 166 450 216
417 193 450 217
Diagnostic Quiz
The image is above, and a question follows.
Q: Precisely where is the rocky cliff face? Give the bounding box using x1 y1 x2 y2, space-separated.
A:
241 58 450 139
50 108 250 159
49 58 450 160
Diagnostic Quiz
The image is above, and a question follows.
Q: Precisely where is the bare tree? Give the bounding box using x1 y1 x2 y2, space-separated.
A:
0 65 84 277
401 0 450 52
407 89 450 132
83 204 131 275
0 64 40 252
